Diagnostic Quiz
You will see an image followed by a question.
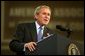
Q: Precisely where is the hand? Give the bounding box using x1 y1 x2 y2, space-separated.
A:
24 42 37 52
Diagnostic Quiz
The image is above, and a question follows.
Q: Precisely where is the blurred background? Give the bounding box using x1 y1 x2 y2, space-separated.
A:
1 1 84 55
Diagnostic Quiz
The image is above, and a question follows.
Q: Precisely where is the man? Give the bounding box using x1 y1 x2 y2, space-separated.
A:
9 5 54 55
9 5 83 55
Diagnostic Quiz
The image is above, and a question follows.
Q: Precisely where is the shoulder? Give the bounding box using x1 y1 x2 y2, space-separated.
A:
16 22 35 28
45 26 55 34
17 23 32 26
45 26 51 31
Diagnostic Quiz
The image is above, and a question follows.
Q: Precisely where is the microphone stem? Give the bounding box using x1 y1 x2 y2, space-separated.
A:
67 31 71 38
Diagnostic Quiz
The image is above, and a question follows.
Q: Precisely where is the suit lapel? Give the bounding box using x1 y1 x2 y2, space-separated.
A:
43 27 54 39
30 22 37 42
43 27 50 37
29 23 52 42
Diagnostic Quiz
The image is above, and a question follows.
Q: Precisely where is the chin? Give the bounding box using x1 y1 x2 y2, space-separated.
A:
43 23 48 26
42 22 49 25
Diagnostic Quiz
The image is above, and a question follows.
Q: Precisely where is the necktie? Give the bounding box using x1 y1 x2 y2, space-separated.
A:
37 26 43 42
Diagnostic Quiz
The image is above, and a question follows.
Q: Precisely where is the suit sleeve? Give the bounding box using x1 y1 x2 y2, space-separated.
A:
9 24 26 54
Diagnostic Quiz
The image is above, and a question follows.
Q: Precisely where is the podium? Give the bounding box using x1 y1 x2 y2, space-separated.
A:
25 34 84 55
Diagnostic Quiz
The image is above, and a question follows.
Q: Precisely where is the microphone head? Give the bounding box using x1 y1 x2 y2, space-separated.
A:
56 25 72 32
56 25 67 31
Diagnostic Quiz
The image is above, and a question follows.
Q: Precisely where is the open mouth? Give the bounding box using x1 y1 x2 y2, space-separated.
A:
44 19 48 21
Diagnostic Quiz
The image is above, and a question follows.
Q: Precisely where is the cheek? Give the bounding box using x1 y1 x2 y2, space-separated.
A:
48 16 51 19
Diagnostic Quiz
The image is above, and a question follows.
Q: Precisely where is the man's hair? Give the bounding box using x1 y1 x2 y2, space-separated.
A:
34 5 51 16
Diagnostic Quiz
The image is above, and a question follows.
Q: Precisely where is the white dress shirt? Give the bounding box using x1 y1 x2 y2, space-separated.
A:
35 21 44 42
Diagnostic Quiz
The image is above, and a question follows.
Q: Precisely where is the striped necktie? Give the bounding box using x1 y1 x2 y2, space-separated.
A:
37 26 43 42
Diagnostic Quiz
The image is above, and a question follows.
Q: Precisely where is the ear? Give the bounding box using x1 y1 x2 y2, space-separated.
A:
34 15 38 20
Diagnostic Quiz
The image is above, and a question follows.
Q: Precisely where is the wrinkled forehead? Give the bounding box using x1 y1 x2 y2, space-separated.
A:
39 8 51 12
39 6 51 12
34 5 51 15
36 7 51 15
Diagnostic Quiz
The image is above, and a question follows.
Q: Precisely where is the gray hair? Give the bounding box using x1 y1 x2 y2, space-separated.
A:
34 5 51 16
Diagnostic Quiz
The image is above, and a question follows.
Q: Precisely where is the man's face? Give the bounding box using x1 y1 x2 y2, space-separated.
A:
35 8 51 26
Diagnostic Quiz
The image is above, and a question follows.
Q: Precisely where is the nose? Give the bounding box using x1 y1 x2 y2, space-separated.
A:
45 16 48 18
45 15 49 19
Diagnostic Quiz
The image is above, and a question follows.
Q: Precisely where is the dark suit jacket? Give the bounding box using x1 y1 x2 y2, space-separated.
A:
9 22 84 55
9 22 54 55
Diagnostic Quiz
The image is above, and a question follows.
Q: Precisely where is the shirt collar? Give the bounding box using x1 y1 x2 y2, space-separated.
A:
35 21 44 30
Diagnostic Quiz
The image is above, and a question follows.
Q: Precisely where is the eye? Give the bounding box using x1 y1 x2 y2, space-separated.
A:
42 12 51 16
48 13 51 16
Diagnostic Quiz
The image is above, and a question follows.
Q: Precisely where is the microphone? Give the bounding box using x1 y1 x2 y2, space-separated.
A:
56 25 72 32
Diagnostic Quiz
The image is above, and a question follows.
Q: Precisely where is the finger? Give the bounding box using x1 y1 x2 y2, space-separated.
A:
28 43 35 52
33 42 37 46
31 43 36 50
28 44 32 51
29 43 36 51
26 42 37 52
30 45 34 51
24 43 32 51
